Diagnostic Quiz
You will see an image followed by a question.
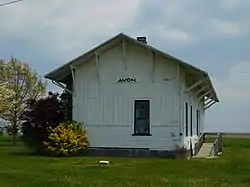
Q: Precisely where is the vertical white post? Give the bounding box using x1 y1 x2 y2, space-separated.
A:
122 38 127 70
70 65 76 95
95 52 100 83
151 51 155 83
177 62 183 136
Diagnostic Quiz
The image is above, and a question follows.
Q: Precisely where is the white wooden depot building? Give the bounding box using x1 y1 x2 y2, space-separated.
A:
45 33 219 157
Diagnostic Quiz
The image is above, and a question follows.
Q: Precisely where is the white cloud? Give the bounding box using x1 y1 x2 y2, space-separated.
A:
145 25 196 45
206 62 250 132
129 0 250 48
212 61 250 102
1 0 249 55
159 28 195 44
207 19 246 37
220 0 250 10
0 0 140 55
0 0 199 58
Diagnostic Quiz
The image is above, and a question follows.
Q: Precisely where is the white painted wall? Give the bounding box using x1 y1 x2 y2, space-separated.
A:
72 40 203 151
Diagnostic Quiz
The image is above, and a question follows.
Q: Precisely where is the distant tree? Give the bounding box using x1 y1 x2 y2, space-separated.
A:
0 57 46 144
0 82 14 114
0 60 14 113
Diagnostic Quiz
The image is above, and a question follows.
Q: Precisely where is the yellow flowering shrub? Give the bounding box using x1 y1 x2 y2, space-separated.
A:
44 121 89 156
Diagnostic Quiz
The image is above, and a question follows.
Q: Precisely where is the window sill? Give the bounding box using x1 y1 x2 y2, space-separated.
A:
132 134 152 136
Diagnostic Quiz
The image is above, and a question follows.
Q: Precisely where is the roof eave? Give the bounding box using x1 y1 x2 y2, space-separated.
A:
207 75 219 102
44 32 219 102
44 32 126 81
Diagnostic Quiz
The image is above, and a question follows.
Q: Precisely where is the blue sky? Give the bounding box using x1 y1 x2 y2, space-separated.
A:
0 0 249 132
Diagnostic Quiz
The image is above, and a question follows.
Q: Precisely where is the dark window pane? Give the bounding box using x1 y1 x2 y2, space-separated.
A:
135 119 149 127
134 100 150 135
185 102 188 136
136 109 148 118
190 105 193 136
135 119 149 134
196 110 200 135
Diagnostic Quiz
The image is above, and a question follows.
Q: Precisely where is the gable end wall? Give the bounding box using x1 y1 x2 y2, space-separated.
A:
72 41 188 150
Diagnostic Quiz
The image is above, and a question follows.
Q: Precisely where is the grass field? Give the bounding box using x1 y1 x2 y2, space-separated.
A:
1 136 250 187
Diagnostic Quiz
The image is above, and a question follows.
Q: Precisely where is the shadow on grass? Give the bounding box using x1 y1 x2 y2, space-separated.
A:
0 142 22 147
11 151 37 157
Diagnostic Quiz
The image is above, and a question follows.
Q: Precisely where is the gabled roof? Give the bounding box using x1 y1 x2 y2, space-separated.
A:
45 32 219 102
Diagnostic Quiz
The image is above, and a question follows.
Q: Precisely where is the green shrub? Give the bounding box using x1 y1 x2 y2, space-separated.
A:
44 121 89 156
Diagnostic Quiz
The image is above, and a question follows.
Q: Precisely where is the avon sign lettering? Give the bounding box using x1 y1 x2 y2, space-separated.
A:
117 77 136 83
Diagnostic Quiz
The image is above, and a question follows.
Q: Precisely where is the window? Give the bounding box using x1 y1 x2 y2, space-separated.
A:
196 110 200 135
190 105 193 136
185 102 188 136
134 100 150 136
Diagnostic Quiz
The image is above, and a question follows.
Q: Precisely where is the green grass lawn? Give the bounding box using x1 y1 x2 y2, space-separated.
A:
1 136 250 187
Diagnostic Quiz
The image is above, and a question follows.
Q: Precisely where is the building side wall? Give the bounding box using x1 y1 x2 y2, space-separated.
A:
72 41 183 150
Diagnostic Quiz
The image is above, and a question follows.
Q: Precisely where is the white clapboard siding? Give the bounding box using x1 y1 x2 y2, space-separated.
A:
72 40 203 151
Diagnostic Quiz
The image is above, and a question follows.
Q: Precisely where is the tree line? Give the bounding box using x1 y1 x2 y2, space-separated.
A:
0 57 46 143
